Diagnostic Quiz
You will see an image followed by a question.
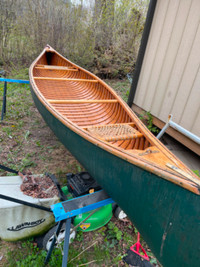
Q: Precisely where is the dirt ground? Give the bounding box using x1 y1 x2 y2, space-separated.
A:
0 105 82 176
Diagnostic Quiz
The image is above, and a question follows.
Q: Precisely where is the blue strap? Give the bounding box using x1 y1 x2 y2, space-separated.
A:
0 78 29 84
51 190 114 222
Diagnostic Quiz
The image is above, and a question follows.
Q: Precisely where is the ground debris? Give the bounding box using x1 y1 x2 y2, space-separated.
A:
19 172 59 198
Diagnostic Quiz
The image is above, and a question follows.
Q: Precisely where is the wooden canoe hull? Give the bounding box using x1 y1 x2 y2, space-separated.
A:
30 85 200 267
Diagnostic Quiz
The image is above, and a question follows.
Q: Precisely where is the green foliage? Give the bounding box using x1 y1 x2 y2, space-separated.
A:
5 227 127 266
24 130 31 141
75 231 84 242
107 221 123 241
35 140 42 147
193 170 200 177
0 0 149 78
106 79 130 101
139 111 159 134
0 80 34 172
6 239 62 267
21 156 36 169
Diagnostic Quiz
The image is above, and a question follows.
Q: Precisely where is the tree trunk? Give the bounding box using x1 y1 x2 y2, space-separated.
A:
94 0 115 51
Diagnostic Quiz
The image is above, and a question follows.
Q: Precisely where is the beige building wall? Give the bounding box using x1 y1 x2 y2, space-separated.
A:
134 0 200 137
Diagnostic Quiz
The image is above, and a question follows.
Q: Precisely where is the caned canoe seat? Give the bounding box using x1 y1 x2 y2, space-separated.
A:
85 123 143 142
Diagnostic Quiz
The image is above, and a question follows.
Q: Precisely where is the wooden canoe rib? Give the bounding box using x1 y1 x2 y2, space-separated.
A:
29 45 200 267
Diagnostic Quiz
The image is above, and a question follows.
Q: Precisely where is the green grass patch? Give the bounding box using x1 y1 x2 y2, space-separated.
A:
105 79 131 102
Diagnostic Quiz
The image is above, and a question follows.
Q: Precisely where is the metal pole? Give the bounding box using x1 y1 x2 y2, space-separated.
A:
0 78 30 121
157 114 200 145
44 220 64 265
1 81 7 120
62 218 72 267
169 121 200 145
3 81 7 114
156 115 172 140
0 194 52 212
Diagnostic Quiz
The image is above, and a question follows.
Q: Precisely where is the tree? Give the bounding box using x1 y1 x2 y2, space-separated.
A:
94 0 115 51
0 0 15 64
0 0 149 77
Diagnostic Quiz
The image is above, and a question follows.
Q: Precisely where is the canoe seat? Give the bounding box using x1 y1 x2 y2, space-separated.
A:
86 124 143 142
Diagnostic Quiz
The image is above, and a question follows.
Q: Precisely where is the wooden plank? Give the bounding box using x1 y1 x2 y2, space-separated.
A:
47 99 118 104
33 77 98 82
131 104 200 156
35 65 78 71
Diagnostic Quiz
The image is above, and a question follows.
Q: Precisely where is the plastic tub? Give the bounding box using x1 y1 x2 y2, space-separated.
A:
0 175 59 241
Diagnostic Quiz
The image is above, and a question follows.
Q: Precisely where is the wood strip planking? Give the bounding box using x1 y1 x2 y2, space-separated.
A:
47 99 118 104
34 77 98 82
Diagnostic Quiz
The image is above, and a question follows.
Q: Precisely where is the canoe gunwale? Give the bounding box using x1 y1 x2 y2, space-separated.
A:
29 45 200 195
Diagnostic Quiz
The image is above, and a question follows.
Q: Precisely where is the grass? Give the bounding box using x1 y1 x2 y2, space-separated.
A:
0 72 159 266
105 79 131 102
0 72 82 176
5 219 156 267
4 222 128 266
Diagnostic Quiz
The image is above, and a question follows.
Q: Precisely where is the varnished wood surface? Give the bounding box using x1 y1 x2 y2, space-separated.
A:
35 64 78 71
29 45 200 195
48 99 118 104
34 77 98 82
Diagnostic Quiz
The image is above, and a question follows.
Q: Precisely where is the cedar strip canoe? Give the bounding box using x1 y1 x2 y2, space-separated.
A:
29 45 200 267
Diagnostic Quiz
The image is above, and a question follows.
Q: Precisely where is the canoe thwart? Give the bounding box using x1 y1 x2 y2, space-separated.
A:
35 65 78 71
47 99 118 104
33 77 98 82
86 124 143 142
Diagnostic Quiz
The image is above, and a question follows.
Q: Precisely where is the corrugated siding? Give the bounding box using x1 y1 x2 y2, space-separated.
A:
134 0 200 136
